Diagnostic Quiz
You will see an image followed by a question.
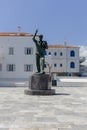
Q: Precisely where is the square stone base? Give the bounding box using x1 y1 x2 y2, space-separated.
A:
24 73 55 95
24 89 55 95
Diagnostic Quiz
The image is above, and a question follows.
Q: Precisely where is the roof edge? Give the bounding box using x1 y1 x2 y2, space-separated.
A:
48 45 79 48
0 32 34 37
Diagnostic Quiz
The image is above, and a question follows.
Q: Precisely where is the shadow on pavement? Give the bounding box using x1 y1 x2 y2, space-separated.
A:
55 93 70 96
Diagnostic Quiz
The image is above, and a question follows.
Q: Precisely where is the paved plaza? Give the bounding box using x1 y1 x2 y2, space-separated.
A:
0 86 87 130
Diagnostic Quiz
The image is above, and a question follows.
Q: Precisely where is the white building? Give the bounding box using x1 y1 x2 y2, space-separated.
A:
79 56 87 76
79 46 87 76
0 32 36 86
79 65 87 77
0 32 80 86
45 44 80 76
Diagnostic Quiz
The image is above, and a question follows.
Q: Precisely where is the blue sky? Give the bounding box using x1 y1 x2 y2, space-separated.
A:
0 0 87 46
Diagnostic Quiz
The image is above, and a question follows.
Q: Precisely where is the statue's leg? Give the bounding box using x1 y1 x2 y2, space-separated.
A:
36 54 40 72
40 57 45 73
42 57 45 71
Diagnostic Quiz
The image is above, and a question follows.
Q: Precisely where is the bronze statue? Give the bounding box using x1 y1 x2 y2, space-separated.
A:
32 29 48 73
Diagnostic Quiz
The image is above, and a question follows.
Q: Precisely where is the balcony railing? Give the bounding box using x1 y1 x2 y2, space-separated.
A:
79 56 86 63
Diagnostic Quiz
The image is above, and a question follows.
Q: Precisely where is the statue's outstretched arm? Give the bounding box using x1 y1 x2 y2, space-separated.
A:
32 29 38 42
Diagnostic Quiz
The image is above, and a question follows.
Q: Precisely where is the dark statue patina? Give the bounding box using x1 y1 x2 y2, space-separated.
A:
24 29 55 95
32 29 48 73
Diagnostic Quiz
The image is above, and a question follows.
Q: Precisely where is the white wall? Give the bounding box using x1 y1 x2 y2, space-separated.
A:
56 77 87 87
0 36 37 86
46 47 79 73
0 35 80 86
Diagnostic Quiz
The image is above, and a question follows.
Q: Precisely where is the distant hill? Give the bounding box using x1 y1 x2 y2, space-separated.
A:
79 46 87 65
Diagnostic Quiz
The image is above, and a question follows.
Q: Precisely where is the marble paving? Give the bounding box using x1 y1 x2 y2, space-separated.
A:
0 86 87 130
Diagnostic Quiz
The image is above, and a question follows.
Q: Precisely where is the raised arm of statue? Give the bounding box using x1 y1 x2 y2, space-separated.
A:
32 29 38 42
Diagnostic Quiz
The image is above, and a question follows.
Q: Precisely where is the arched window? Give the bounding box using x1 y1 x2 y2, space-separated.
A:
54 52 57 56
60 64 62 67
54 63 57 67
49 52 51 55
70 62 75 68
60 52 63 56
70 50 75 57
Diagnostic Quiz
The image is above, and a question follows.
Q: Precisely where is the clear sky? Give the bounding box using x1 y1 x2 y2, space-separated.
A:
0 0 87 46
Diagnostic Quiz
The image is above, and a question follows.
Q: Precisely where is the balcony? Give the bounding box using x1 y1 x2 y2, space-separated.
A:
79 56 86 63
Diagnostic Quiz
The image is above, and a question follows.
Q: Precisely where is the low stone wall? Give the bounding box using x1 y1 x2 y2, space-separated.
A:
57 82 87 87
56 77 87 87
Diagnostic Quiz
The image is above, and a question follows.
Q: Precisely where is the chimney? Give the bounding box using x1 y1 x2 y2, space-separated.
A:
17 26 21 35
64 40 67 47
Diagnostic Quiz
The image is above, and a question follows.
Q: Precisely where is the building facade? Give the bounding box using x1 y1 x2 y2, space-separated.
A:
79 65 87 76
79 57 87 76
0 32 36 86
45 45 79 76
0 32 80 86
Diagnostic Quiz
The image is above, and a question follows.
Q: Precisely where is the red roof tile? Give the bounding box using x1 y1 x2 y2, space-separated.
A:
48 45 79 48
0 32 79 48
0 32 33 36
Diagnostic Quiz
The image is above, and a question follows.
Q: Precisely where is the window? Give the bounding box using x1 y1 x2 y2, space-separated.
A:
7 64 15 71
9 47 14 55
44 64 46 68
45 51 47 55
0 64 2 71
70 62 75 68
60 64 62 67
54 63 57 67
24 64 33 72
49 52 51 55
60 52 63 56
70 50 75 57
54 52 57 56
24 47 33 55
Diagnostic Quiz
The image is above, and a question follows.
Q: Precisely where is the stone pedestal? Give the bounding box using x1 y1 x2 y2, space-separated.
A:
24 73 55 95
